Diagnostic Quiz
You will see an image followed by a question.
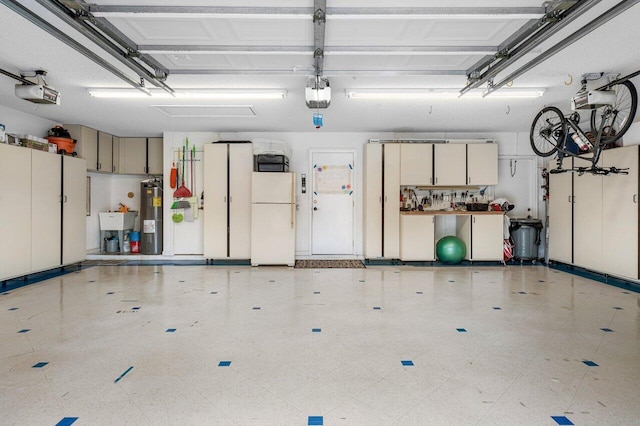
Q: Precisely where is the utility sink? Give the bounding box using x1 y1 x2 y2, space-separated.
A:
99 212 138 231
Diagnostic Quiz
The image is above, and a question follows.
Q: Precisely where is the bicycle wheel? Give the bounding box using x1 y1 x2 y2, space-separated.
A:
590 80 637 145
530 106 566 157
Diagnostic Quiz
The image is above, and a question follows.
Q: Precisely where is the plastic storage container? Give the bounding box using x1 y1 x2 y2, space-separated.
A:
509 218 543 261
106 239 119 253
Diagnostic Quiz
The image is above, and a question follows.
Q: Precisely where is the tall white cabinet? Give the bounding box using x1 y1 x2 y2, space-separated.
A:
1 144 32 279
383 144 400 258
548 145 639 280
1 145 86 282
364 144 383 258
203 142 253 259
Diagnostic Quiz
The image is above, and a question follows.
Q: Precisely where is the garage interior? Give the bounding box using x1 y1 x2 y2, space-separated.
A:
1 1 640 425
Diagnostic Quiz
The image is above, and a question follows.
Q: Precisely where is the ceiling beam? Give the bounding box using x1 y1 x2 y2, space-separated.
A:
87 5 544 19
313 0 326 77
485 0 640 97
167 69 466 76
137 45 497 56
32 0 174 93
460 0 600 96
0 0 149 93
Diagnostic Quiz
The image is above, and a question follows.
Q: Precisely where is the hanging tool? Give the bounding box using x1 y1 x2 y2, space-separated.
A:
170 162 177 189
173 140 192 198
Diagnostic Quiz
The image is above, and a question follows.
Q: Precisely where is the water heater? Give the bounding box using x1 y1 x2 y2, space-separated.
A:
140 179 163 255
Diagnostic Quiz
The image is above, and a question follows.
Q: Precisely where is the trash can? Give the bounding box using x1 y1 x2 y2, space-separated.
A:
509 218 543 261
106 238 119 253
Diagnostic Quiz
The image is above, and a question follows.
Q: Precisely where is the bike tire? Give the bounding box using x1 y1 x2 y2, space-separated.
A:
590 80 638 145
530 106 566 157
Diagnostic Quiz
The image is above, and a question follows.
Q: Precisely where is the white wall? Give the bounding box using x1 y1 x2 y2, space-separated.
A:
83 129 541 257
0 105 57 137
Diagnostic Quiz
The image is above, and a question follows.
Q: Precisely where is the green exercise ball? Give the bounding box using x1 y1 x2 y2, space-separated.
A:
436 236 466 264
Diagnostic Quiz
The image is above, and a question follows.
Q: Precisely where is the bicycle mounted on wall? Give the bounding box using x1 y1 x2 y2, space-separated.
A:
530 71 638 175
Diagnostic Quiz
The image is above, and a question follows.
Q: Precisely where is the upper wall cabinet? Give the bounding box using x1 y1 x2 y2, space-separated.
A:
400 144 433 185
467 143 498 186
119 137 147 175
147 137 163 175
434 144 466 186
119 137 164 175
98 131 114 173
66 124 98 172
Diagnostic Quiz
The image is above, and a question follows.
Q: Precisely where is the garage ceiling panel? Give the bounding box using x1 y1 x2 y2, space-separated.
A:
106 17 313 45
324 55 483 71
154 53 313 71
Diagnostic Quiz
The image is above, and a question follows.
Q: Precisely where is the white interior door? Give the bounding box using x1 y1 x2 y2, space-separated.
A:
311 151 355 255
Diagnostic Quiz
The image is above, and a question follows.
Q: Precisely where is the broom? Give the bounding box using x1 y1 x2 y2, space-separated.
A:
173 141 192 198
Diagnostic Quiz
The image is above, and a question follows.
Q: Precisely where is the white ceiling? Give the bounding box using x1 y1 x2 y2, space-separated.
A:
0 0 639 136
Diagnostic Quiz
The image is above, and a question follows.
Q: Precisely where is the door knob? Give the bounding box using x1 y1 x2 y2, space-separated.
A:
313 207 318 211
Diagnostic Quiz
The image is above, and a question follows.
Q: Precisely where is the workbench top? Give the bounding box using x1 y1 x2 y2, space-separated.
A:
400 210 504 215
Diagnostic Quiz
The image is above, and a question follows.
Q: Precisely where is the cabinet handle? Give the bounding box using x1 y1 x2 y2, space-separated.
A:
64 195 68 203
379 196 382 203
430 177 433 184
98 162 101 170
384 195 388 202
473 216 475 223
568 195 571 203
223 196 227 203
435 177 438 184
634 194 638 204
58 195 63 203
468 177 471 184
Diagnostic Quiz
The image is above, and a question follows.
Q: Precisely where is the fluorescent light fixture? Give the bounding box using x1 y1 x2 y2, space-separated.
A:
345 88 545 99
87 88 287 99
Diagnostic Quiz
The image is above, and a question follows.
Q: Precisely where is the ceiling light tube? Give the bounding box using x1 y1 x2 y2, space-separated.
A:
88 88 287 99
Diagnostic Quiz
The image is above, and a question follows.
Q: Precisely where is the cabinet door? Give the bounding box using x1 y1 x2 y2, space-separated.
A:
573 171 603 270
0 144 31 280
383 144 400 258
98 131 113 173
203 143 228 258
467 143 498 185
62 156 87 265
548 172 573 264
112 137 120 173
364 143 383 258
602 146 638 279
66 124 98 171
400 143 433 185
119 137 147 174
31 150 61 271
147 137 163 175
400 215 435 261
229 143 253 259
434 144 466 186
471 214 503 260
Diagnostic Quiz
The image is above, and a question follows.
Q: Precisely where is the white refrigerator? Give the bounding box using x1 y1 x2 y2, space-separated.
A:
251 172 296 266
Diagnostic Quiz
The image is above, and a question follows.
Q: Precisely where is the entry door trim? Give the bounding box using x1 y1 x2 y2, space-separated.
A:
309 149 357 256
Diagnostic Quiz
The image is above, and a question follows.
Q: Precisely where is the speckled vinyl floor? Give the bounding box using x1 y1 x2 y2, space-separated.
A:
1 265 639 426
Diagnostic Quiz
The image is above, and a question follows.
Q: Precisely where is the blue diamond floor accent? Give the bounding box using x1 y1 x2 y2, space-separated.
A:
218 361 231 367
166 328 176 333
583 360 599 367
17 329 30 333
55 418 79 426
32 362 48 368
401 360 414 366
551 416 574 425
312 328 321 333
308 416 323 425
601 328 614 332
373 306 381 310
456 328 467 332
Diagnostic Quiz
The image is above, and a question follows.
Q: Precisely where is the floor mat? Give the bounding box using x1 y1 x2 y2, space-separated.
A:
294 260 365 269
